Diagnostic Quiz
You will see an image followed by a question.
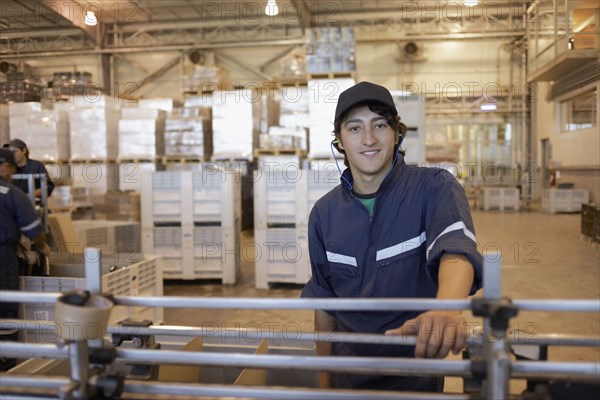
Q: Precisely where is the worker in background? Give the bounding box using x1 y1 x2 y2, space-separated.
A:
7 138 55 199
302 82 483 391
0 148 50 371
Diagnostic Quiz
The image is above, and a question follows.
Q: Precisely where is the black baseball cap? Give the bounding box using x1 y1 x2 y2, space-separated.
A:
0 148 16 165
8 138 27 150
334 81 398 121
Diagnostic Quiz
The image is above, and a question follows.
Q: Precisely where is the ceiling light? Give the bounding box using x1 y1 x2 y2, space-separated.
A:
265 0 279 16
464 0 478 6
84 11 97 26
480 104 497 111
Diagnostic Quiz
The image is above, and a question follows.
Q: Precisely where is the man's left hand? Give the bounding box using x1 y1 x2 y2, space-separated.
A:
384 311 467 358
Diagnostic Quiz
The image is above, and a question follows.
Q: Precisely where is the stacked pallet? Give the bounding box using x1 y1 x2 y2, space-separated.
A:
254 160 339 289
141 167 241 282
478 186 520 211
542 189 589 213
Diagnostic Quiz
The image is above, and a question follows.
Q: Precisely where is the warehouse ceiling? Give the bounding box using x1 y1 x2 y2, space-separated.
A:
1 0 536 57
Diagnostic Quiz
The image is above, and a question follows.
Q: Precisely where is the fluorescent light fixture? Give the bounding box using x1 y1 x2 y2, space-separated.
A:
265 0 279 16
464 0 478 6
480 104 497 111
84 11 97 26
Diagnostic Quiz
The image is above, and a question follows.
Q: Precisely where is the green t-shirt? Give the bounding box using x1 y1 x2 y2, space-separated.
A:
353 191 376 215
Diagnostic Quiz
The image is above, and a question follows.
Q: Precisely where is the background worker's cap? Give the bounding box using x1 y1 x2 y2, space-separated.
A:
0 148 16 165
335 81 398 121
8 138 27 150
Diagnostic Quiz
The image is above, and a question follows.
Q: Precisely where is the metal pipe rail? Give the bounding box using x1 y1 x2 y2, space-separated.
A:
0 342 471 377
1 342 599 382
1 291 599 312
0 374 472 400
2 320 599 348
121 380 471 400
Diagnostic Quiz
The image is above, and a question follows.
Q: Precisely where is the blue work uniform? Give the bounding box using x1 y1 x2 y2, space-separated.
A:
14 159 55 197
0 177 45 321
301 156 483 390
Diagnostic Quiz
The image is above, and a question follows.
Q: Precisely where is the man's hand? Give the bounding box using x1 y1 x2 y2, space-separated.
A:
384 311 467 358
37 242 51 257
33 233 50 257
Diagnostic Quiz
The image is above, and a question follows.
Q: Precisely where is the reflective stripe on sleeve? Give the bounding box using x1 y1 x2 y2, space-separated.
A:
426 221 476 260
376 231 426 262
20 218 42 233
326 251 358 267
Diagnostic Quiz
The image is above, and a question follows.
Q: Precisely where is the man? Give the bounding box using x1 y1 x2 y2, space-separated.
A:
0 148 50 370
7 138 55 198
301 82 483 391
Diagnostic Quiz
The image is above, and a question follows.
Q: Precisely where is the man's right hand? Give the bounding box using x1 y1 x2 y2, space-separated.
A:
38 242 51 257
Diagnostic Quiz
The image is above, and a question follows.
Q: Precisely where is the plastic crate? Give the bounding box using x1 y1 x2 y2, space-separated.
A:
71 163 110 196
142 168 241 226
306 168 339 214
254 227 310 289
73 220 141 254
543 189 590 213
19 255 163 343
478 187 520 211
143 223 239 283
148 172 184 221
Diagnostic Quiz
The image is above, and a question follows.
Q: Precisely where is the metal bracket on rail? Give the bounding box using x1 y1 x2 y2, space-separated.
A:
111 318 161 380
471 297 519 332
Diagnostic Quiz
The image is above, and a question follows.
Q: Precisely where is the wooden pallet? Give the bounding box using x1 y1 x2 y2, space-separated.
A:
307 71 356 80
183 82 249 94
254 148 307 157
266 78 308 88
307 154 344 162
41 159 69 165
68 158 116 164
159 155 206 164
210 156 253 163
117 158 157 164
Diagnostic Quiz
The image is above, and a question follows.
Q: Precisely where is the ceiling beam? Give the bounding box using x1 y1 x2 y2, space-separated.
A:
113 54 150 74
38 0 101 46
114 17 298 32
1 28 83 39
0 39 307 59
123 54 181 99
257 45 302 72
214 51 273 81
290 0 313 33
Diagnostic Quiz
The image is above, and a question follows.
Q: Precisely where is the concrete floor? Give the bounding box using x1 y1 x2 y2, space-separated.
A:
163 208 600 392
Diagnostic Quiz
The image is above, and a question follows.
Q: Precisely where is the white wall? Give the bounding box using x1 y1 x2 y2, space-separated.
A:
551 127 600 167
535 82 600 167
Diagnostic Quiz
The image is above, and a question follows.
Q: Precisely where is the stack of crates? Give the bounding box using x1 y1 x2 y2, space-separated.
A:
478 186 520 211
542 189 590 213
72 219 141 255
254 160 339 289
141 166 241 282
20 254 163 343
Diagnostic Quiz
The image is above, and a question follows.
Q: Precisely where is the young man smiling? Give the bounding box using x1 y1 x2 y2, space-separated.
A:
301 81 483 391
